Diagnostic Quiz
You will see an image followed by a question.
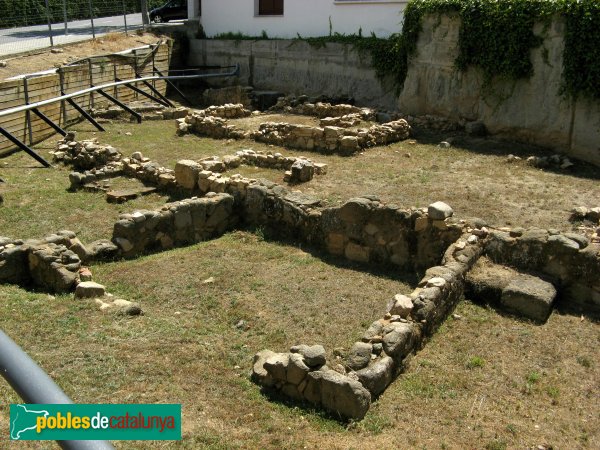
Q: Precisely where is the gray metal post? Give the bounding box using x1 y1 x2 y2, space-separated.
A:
88 0 96 39
45 0 54 47
0 330 115 450
122 0 129 35
63 0 68 35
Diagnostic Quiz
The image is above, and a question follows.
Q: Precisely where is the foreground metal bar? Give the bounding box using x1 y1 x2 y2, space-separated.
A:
66 98 105 132
0 127 51 167
120 81 171 107
0 65 240 118
32 108 67 136
141 80 174 107
154 69 192 104
96 89 142 123
0 330 115 450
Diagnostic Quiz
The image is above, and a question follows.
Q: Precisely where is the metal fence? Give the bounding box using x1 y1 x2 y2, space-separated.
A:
0 1 166 57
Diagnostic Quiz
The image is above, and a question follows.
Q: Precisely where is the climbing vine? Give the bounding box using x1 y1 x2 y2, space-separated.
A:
212 0 600 100
396 0 600 100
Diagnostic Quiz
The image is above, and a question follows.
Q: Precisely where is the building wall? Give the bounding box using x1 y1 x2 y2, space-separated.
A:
193 0 406 38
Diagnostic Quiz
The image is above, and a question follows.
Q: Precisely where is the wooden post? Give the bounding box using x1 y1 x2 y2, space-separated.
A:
23 78 34 146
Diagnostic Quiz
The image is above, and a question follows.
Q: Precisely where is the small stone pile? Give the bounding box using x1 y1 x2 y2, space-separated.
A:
271 96 376 120
53 133 121 170
0 230 118 292
75 281 142 316
122 152 177 190
253 119 411 155
176 114 248 139
198 103 252 119
406 114 460 133
524 154 574 170
252 345 372 420
319 113 363 128
112 193 235 258
570 206 600 242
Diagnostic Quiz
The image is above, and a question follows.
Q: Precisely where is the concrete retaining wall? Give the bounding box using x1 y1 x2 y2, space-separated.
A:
188 39 398 110
191 14 600 165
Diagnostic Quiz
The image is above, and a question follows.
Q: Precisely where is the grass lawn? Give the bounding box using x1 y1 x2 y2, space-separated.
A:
0 116 598 449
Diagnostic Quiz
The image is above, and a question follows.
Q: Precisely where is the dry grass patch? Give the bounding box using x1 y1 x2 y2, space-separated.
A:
0 231 413 449
71 119 600 231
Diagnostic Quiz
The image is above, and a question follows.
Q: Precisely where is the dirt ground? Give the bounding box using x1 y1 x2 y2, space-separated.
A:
0 31 165 79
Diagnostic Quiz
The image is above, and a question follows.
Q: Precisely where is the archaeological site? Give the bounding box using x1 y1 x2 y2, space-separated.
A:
0 1 599 448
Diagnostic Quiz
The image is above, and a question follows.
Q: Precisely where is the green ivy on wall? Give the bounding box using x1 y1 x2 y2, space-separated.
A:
212 0 600 100
396 0 600 100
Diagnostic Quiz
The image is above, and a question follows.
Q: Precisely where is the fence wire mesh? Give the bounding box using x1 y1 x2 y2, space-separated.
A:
0 1 169 57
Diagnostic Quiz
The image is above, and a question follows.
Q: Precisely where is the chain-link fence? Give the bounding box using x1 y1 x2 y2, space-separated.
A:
0 1 169 57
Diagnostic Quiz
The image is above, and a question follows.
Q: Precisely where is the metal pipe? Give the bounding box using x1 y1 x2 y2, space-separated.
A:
0 65 240 118
0 127 51 167
96 89 142 123
0 330 115 449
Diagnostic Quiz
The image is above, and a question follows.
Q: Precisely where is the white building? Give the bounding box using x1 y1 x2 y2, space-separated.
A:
188 0 407 39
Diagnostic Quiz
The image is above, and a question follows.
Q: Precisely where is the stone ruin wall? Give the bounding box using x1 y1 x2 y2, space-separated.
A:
2 93 600 422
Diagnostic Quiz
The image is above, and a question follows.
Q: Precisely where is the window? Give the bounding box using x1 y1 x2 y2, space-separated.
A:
257 0 283 16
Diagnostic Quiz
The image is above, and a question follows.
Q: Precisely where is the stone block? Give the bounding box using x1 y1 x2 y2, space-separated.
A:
175 160 201 190
501 274 557 322
345 242 370 263
346 342 372 371
75 281 106 299
355 356 395 396
428 201 453 220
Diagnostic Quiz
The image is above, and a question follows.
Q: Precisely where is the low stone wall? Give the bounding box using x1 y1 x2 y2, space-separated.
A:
242 190 463 272
91 103 190 122
253 119 411 155
271 97 376 120
0 231 118 293
112 193 236 258
177 114 248 139
252 231 484 419
484 228 600 316
53 134 122 171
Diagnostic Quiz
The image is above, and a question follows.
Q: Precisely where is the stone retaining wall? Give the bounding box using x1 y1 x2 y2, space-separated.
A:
485 228 600 316
251 231 484 419
112 193 236 258
253 119 410 155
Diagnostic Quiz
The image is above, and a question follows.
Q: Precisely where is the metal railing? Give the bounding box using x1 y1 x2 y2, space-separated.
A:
0 329 115 449
0 62 240 166
0 0 154 57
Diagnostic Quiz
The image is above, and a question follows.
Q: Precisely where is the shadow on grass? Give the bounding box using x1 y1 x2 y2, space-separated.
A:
242 224 421 288
411 126 600 182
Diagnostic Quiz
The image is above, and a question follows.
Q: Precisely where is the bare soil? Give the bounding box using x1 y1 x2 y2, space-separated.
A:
0 31 165 79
